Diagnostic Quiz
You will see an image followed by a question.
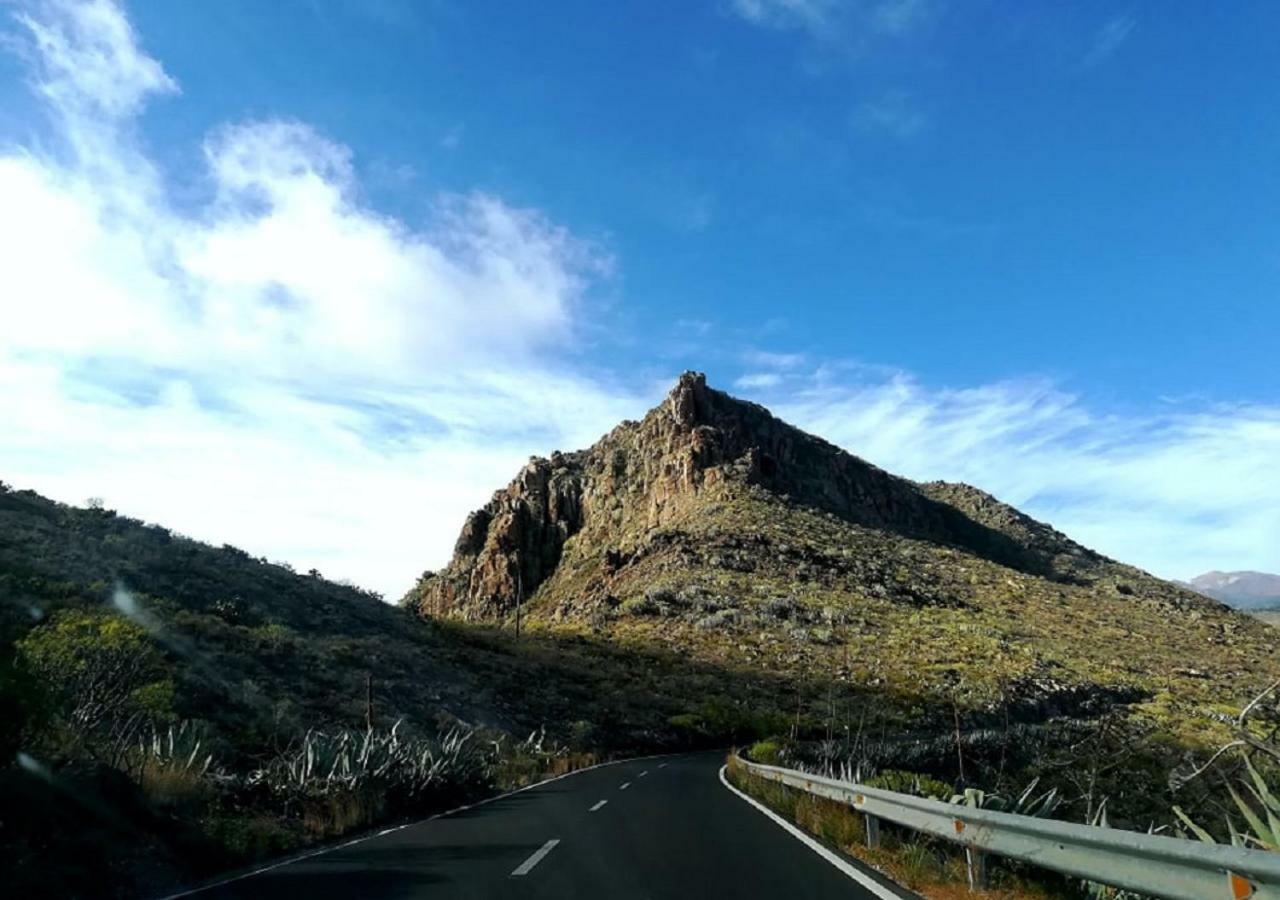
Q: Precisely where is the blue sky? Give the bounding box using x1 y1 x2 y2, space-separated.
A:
1 0 1278 596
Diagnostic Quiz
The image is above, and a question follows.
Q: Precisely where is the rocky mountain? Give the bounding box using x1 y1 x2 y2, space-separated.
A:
1183 570 1280 610
407 372 1276 745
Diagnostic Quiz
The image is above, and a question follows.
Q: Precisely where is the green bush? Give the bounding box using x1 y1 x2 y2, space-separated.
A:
865 769 953 801
748 739 784 765
15 608 169 753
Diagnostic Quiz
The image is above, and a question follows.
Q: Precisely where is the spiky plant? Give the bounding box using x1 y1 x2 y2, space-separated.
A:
252 720 493 803
1173 757 1280 851
136 720 213 777
949 777 1061 818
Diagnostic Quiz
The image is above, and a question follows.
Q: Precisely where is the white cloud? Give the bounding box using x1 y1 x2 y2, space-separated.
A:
867 0 931 38
1083 14 1136 67
734 372 784 389
16 0 177 120
744 349 805 369
731 0 839 36
729 0 934 42
749 371 1280 581
854 88 927 139
0 0 645 598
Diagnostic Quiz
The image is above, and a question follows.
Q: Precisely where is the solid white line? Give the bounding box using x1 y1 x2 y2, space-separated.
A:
511 838 560 876
619 781 631 790
160 750 685 898
718 765 902 900
589 799 608 812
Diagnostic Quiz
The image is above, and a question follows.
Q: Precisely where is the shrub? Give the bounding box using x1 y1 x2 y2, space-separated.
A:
865 769 953 801
695 609 741 630
748 739 784 765
763 596 800 620
15 609 169 753
619 596 660 616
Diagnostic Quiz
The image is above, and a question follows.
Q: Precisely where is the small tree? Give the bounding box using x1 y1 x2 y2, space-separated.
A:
16 609 170 758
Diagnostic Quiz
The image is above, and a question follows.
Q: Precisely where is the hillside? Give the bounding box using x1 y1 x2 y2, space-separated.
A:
0 483 767 898
407 372 1277 751
1183 570 1280 610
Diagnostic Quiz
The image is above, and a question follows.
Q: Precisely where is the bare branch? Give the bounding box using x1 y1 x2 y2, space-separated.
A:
1237 678 1280 727
1170 740 1246 790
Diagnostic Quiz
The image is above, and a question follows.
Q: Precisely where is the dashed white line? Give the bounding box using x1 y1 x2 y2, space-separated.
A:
589 800 608 812
511 839 560 876
161 750 681 899
619 781 631 790
659 763 668 768
639 770 649 778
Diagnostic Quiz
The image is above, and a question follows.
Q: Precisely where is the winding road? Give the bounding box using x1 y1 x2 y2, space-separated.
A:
181 751 909 899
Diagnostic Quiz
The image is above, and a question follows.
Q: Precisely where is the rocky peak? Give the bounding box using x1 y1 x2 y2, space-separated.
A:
667 370 710 427
406 373 1105 620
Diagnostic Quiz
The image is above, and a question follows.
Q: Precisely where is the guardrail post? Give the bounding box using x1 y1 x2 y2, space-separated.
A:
965 847 987 891
864 813 880 848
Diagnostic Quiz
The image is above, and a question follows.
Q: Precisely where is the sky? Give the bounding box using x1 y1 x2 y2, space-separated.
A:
1 0 1277 599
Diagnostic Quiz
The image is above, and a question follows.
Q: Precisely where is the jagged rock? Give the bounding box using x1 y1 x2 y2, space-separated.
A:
405 372 1228 627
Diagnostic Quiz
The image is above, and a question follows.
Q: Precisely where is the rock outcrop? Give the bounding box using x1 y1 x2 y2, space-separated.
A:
407 372 1181 620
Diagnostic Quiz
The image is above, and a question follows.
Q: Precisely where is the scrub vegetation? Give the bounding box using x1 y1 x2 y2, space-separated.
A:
725 754 1075 899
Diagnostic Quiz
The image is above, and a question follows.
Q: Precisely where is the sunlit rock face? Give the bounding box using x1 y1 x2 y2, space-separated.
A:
406 371 1137 622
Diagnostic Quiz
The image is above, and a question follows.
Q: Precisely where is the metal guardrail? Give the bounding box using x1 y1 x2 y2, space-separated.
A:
735 756 1280 900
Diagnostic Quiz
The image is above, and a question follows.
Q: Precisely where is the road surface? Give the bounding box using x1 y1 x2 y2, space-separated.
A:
187 751 908 899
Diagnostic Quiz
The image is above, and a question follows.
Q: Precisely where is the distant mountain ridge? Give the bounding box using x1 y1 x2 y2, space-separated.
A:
1183 570 1280 609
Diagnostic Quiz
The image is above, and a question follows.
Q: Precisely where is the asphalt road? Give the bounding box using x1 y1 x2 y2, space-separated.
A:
188 751 906 899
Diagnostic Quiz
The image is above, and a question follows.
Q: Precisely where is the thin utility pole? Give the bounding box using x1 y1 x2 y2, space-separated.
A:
364 672 374 732
515 560 523 641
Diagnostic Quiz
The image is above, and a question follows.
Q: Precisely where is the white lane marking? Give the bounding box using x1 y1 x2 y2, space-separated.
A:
589 800 608 812
639 770 649 778
160 750 685 899
659 763 668 768
718 765 902 900
511 838 560 876
619 781 631 790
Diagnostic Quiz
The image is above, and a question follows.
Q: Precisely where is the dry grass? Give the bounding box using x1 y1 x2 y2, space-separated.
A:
137 761 211 813
724 755 1076 900
301 789 387 839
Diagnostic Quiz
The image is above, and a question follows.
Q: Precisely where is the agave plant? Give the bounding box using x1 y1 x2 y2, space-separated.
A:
252 720 493 802
950 777 1062 818
1173 757 1280 851
136 720 213 777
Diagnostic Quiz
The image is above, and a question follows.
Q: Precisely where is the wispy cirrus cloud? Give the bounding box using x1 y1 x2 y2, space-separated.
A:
1083 14 1136 67
728 0 934 43
730 364 1280 580
733 372 784 389
854 88 928 138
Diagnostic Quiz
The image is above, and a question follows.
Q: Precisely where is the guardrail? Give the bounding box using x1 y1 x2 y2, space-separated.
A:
734 756 1280 900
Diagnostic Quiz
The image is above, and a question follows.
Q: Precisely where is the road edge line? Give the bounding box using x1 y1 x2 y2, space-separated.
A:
159 749 684 899
717 764 908 900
